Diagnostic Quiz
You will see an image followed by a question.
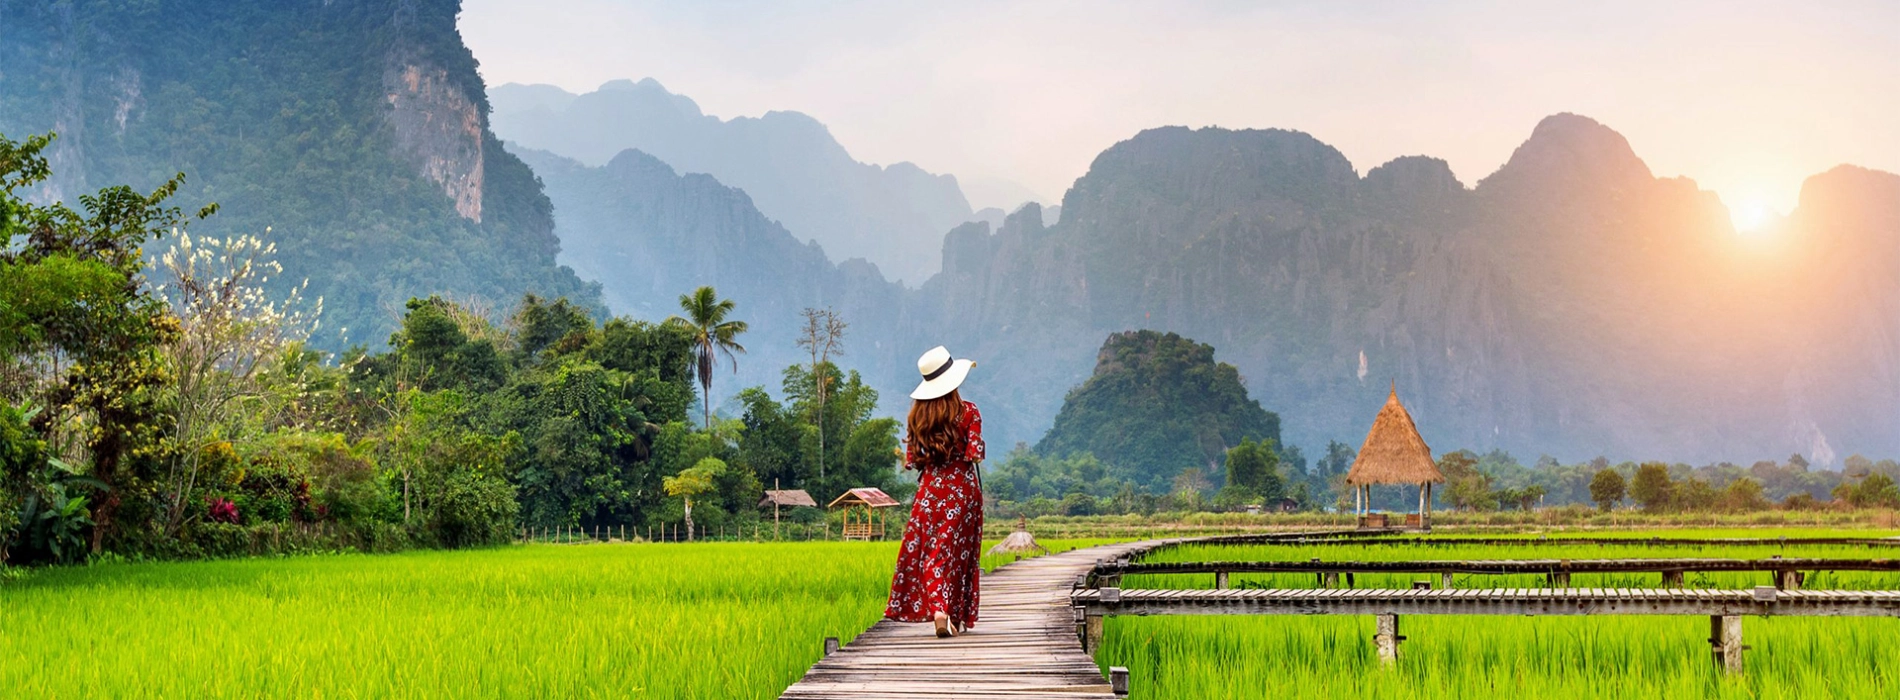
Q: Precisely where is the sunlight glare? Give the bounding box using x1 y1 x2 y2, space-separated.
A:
1729 199 1778 238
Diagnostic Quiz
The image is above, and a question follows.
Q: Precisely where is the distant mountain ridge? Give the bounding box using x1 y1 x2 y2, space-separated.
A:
523 113 1900 467
490 79 974 283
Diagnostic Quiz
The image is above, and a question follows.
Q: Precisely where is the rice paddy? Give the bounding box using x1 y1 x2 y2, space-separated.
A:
3 529 1896 698
1101 529 1900 699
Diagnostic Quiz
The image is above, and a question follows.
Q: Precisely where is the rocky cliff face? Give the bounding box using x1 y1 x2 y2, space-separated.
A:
0 0 600 348
490 79 975 284
384 61 485 222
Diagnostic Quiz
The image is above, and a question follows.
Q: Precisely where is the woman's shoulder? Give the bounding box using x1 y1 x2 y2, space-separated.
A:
961 400 981 416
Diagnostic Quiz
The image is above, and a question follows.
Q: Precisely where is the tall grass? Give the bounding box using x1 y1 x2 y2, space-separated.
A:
0 543 896 698
1102 530 1900 698
0 538 1101 698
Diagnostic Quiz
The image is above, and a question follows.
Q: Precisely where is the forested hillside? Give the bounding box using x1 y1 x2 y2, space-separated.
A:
0 0 600 349
1036 331 1280 491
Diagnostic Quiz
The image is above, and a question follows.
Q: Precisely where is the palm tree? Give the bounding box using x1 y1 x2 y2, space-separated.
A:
665 286 748 430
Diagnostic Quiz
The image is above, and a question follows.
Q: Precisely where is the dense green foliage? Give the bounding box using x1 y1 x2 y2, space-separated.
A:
736 364 906 504
1 128 905 564
0 0 601 349
1036 330 1281 492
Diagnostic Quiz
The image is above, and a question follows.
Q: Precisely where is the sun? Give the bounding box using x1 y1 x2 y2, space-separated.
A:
1728 199 1780 238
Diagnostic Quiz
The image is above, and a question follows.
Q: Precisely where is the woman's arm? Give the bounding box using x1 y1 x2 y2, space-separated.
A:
963 401 986 463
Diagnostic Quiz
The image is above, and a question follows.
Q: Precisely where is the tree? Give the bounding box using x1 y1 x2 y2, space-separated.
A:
1218 438 1284 507
665 287 748 430
154 231 319 534
1721 478 1769 512
664 457 726 541
1171 467 1211 512
1519 484 1547 511
1589 469 1625 511
795 308 847 479
1630 462 1675 512
1438 450 1495 511
2 131 216 553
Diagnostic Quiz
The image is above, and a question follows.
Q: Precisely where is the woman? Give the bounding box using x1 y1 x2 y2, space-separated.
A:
885 345 985 638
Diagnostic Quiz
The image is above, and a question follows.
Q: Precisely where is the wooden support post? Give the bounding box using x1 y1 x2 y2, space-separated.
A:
1346 572 1356 588
1374 614 1402 666
1709 615 1743 674
1776 569 1801 590
1215 571 1229 590
1323 571 1341 589
1411 580 1431 590
1549 571 1571 588
1440 572 1454 590
1664 570 1684 588
1084 614 1105 656
1109 666 1130 696
824 637 840 656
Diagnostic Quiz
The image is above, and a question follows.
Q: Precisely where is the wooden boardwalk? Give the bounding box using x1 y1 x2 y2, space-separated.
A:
1072 585 1900 618
779 539 1174 700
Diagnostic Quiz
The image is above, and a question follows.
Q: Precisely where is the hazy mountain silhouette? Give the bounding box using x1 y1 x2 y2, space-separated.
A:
491 79 973 283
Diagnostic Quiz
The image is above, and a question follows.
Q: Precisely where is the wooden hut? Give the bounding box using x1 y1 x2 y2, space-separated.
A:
1345 385 1444 530
759 487 817 539
828 488 901 541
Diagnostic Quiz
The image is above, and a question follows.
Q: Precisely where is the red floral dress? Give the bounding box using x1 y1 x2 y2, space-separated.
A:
885 401 986 628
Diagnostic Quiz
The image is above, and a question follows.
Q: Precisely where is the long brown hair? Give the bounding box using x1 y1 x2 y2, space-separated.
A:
906 389 965 466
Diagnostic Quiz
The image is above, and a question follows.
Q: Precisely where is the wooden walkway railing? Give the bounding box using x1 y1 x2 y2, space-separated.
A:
1098 556 1900 589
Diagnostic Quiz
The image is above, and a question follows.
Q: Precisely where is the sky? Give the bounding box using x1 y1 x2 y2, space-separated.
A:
460 0 1899 221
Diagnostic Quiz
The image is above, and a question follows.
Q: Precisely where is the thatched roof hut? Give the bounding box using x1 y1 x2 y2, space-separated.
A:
1345 385 1442 528
1346 387 1443 486
758 490 818 508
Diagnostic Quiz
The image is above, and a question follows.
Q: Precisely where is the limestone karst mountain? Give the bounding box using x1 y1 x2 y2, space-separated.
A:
490 79 974 283
521 113 1900 469
0 0 601 348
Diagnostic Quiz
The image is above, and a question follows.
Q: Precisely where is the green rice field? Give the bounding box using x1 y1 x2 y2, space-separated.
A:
1102 529 1900 699
3 529 1896 698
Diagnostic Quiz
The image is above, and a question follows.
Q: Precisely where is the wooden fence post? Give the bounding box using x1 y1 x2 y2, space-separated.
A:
1374 614 1402 665
1440 572 1454 589
1108 666 1129 696
824 637 840 656
1709 615 1744 673
1664 570 1685 587
1215 571 1229 589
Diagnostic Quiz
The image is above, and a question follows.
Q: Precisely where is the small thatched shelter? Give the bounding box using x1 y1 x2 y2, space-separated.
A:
759 483 818 539
987 516 1048 562
758 489 818 508
828 488 901 541
1346 385 1444 529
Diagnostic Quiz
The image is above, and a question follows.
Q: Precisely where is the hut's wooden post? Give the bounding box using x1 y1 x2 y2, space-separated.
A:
1354 484 1363 517
1215 571 1229 589
1709 615 1744 673
1374 614 1402 665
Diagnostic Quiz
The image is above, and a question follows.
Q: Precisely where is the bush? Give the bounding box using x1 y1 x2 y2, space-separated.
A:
426 469 519 548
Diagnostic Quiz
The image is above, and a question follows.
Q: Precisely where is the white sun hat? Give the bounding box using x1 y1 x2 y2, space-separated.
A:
910 345 975 400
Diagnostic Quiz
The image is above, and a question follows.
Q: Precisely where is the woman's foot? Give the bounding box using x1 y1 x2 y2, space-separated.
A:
953 621 967 636
934 612 952 638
